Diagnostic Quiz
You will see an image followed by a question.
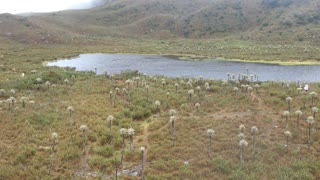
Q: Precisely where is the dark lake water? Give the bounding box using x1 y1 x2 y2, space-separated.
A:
47 54 320 82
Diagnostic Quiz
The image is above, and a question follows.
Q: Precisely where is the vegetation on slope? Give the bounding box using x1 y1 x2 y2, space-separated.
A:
1 47 320 179
12 0 320 41
1 0 320 63
0 1 320 179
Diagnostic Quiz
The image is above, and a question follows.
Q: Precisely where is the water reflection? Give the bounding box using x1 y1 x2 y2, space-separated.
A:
47 54 320 82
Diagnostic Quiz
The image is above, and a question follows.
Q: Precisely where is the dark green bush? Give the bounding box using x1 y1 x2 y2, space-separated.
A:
61 147 81 161
94 145 114 157
212 156 233 174
27 112 51 125
14 145 36 165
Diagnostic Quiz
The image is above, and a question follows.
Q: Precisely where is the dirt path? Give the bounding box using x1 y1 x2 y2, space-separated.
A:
142 123 150 166
251 92 264 110
210 110 253 119
75 122 151 179
250 92 280 135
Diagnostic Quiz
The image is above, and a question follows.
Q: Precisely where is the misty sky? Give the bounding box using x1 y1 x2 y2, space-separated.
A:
0 0 97 14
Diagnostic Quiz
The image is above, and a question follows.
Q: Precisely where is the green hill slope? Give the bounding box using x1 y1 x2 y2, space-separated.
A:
1 0 320 43
1 0 320 62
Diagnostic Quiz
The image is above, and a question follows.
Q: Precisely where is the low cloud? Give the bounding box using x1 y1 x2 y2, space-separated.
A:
67 0 106 10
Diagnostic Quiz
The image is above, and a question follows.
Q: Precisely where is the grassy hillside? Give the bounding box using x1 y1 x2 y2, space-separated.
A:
24 0 320 41
1 49 320 179
1 0 320 63
1 1 320 179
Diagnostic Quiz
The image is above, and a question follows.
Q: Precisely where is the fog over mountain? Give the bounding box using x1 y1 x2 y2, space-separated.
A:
0 0 107 14
66 0 107 10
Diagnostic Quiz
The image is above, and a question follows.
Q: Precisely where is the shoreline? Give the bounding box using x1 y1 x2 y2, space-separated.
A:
161 54 320 65
44 50 320 66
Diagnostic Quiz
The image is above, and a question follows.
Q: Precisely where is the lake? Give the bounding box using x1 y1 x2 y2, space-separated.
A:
47 54 320 82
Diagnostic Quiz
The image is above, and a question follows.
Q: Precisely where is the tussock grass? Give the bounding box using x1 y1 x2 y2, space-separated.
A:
1 48 320 179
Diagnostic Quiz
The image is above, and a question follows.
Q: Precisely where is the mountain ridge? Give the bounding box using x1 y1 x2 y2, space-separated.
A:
0 0 319 45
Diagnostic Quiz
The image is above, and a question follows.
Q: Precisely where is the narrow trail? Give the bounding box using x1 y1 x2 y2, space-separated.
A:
73 118 154 179
208 110 252 120
249 91 311 156
250 92 281 137
205 92 280 142
142 123 150 166
198 92 262 120
251 92 264 110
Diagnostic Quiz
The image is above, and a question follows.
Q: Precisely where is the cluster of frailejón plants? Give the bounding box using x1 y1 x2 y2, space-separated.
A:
2 68 320 179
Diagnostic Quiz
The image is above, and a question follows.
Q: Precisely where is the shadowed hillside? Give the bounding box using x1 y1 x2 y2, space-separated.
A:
1 0 320 43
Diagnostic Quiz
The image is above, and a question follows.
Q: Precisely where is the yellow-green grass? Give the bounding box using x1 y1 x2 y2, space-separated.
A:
1 37 320 73
1 61 320 179
1 40 320 179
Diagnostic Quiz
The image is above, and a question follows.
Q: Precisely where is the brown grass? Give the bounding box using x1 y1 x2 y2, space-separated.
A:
1 59 320 179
